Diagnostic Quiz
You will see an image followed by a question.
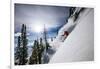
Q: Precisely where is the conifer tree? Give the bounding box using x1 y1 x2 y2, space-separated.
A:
38 38 44 64
29 38 45 64
19 24 28 65
15 36 21 65
23 24 28 64
40 38 44 53
36 39 39 64
43 25 49 51
29 40 38 64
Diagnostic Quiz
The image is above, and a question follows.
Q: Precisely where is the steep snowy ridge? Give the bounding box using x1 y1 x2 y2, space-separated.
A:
49 8 94 63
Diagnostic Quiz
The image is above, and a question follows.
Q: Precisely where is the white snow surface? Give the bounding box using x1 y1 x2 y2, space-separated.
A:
49 8 94 63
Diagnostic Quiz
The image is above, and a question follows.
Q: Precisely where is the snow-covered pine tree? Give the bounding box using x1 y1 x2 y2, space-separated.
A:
15 36 21 65
39 38 44 53
43 25 50 51
19 24 28 65
69 7 76 17
29 40 39 64
42 25 50 63
38 38 44 64
36 39 39 64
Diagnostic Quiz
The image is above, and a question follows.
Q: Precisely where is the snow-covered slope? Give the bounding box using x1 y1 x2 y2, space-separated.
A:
49 15 76 50
49 8 94 63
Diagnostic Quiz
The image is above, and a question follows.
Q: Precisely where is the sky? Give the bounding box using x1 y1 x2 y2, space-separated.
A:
14 3 70 47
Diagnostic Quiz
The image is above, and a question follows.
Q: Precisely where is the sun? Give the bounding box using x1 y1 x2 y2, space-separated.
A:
31 21 44 33
34 24 43 33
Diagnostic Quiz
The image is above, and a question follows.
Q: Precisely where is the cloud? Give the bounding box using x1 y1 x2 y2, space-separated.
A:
27 42 34 47
26 33 30 36
14 32 30 37
14 32 21 37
